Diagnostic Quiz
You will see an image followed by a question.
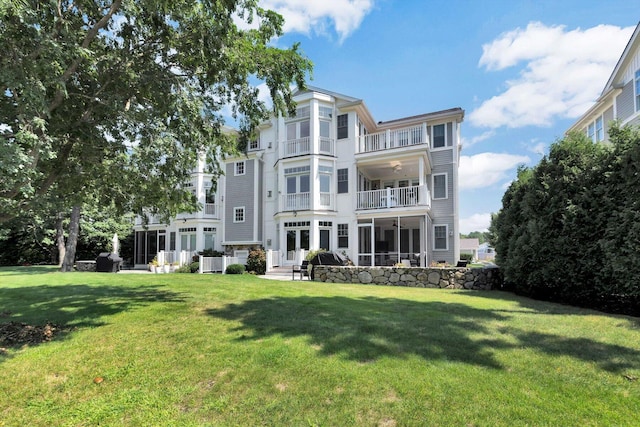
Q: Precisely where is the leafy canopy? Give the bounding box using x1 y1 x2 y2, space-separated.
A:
0 0 312 223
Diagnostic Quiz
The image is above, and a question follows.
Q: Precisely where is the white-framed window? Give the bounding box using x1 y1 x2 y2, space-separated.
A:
338 223 349 248
319 106 333 118
337 168 349 193
234 207 245 223
235 161 245 176
432 173 448 199
432 124 446 148
249 138 259 150
337 114 348 139
203 227 216 250
433 225 448 250
635 69 640 111
586 115 605 142
286 120 310 141
179 227 197 251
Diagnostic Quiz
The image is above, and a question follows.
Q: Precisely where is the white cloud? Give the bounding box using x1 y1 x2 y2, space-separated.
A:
461 130 495 149
259 0 375 42
459 152 530 190
460 213 492 234
469 22 634 129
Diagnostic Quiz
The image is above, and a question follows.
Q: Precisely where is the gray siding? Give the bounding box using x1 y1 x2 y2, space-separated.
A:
225 159 255 242
628 114 640 127
431 149 453 165
616 80 634 122
604 105 614 142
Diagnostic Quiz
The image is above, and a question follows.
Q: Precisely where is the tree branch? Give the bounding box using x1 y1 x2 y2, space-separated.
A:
49 0 122 113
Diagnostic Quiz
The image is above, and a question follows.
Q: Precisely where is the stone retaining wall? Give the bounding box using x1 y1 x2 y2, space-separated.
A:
76 261 96 272
312 265 502 290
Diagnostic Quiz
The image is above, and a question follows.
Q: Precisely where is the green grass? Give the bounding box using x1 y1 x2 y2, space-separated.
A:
1 266 639 426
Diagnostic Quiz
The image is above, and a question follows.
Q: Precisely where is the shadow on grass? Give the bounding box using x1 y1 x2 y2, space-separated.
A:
0 283 184 359
0 265 60 276
206 296 640 372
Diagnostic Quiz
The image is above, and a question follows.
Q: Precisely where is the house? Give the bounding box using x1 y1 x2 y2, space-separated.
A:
477 242 495 262
567 22 640 140
459 238 479 261
132 86 464 269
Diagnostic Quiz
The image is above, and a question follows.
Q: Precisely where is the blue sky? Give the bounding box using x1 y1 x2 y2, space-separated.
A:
242 0 638 233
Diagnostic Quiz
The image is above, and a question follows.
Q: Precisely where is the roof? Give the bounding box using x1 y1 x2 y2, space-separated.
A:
460 238 480 250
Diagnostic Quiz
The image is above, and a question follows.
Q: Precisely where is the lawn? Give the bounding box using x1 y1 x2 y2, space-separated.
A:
1 266 639 426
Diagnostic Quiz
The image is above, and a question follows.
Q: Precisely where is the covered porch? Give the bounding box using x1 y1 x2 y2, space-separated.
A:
356 215 429 267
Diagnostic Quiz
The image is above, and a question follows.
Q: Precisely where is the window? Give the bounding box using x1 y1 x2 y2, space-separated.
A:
320 174 330 193
249 139 259 150
320 120 330 138
596 116 604 142
286 120 310 140
635 69 640 111
432 124 445 148
337 114 348 139
204 227 216 250
169 232 176 251
433 174 447 199
234 207 245 223
179 228 197 252
338 224 348 248
320 229 330 250
434 225 448 250
337 168 348 193
586 115 605 142
319 106 332 118
235 161 245 176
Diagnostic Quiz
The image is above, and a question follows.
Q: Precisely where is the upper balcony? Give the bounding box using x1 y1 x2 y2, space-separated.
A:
358 124 428 154
280 192 335 212
282 137 335 159
356 185 430 211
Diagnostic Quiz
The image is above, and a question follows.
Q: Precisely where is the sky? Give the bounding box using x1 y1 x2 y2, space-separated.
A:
238 0 638 234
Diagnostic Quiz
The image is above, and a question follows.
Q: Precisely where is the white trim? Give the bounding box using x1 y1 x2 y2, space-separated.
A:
233 206 245 223
433 224 449 251
432 173 448 200
234 161 246 176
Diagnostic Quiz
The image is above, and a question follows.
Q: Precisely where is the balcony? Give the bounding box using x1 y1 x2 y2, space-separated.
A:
356 185 430 210
204 203 219 218
359 124 427 153
282 137 335 159
281 192 335 212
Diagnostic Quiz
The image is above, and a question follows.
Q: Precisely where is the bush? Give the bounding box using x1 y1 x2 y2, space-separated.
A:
246 249 266 275
226 264 245 274
189 262 199 273
199 249 225 257
174 265 192 273
459 253 473 262
305 249 326 261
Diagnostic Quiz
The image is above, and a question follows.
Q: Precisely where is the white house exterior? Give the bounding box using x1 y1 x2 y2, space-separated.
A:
567 22 640 140
133 86 464 268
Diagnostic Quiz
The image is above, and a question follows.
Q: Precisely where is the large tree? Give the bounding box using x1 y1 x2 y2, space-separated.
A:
0 0 312 270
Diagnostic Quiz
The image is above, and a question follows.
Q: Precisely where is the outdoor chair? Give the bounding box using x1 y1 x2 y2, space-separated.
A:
292 260 310 280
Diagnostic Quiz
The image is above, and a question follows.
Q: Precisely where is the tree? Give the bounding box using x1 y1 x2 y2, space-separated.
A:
490 126 640 315
0 1 312 270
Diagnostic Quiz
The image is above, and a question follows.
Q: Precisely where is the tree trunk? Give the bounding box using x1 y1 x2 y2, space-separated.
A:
56 212 66 267
60 205 81 272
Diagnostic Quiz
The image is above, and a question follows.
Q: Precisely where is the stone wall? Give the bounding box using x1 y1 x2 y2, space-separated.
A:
312 265 502 290
76 260 96 272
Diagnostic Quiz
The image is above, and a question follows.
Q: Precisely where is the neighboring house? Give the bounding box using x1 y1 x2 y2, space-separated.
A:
132 86 464 268
459 238 479 261
567 22 640 140
477 242 495 262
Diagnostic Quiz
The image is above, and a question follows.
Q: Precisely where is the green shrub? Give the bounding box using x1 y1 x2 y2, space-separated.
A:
460 253 473 262
189 262 199 273
305 249 326 261
246 249 266 275
225 263 245 274
199 249 225 257
174 265 192 274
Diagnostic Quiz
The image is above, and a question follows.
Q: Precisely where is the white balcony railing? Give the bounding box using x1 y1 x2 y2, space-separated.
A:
204 203 218 217
282 192 310 211
319 137 335 155
359 124 427 153
356 185 430 210
284 137 310 157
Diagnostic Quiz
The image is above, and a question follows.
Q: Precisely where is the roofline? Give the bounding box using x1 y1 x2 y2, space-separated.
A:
601 21 640 95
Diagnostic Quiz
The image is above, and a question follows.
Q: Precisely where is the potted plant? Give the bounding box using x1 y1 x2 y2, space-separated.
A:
150 257 159 273
163 262 170 273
